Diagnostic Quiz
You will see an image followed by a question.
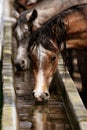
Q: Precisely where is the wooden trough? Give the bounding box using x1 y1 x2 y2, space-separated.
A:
1 0 87 130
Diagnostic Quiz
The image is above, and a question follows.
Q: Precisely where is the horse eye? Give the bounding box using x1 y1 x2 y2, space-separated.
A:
51 55 56 63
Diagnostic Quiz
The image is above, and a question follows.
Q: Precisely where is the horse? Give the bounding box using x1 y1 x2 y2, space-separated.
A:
13 9 38 70
27 18 66 101
26 4 87 102
13 1 87 71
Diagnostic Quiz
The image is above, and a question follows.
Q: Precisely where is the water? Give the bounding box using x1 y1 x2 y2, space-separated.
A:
15 70 72 130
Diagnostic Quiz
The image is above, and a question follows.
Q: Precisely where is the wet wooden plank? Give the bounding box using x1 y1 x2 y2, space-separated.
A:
1 0 20 130
55 53 87 130
0 0 4 61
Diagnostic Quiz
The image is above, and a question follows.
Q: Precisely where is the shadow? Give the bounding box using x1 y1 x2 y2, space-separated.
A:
77 49 87 108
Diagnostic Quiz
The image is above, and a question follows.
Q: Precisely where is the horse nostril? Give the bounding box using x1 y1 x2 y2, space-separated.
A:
32 91 50 102
45 92 49 97
15 63 22 71
21 60 25 64
32 92 35 97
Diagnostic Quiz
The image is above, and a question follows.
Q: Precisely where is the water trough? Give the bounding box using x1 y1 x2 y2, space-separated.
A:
1 0 87 130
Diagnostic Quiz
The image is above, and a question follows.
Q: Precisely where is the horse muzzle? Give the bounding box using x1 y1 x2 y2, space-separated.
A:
15 58 30 71
33 90 50 102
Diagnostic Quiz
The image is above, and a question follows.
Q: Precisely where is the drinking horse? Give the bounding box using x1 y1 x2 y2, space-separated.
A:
27 4 87 101
13 0 87 70
28 18 66 101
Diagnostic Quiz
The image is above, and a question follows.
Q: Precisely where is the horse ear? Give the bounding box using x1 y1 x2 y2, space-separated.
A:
27 9 38 34
28 9 38 22
12 10 20 19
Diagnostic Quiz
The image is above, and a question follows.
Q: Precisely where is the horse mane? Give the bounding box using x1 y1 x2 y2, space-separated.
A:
28 15 66 52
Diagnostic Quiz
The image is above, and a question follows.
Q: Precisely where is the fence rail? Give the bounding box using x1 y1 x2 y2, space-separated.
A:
1 0 20 130
0 0 4 61
55 54 87 130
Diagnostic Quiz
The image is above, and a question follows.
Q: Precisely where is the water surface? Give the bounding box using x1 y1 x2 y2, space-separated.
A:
15 70 72 130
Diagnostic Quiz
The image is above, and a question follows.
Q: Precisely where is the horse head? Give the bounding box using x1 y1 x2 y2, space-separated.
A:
28 17 66 101
13 9 38 70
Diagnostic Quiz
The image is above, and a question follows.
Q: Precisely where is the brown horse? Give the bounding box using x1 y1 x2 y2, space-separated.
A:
26 4 87 101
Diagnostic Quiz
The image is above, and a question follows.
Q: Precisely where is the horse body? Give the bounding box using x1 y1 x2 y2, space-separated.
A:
64 5 87 49
14 0 87 13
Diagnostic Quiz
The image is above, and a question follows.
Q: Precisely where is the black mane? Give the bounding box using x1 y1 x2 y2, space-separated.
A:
28 15 66 52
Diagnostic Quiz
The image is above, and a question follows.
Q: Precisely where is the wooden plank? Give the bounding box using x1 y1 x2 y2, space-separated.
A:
0 0 4 61
1 0 20 130
55 53 87 130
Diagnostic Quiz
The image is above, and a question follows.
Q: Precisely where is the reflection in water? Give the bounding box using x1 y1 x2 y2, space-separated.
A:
15 70 72 130
32 105 70 130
